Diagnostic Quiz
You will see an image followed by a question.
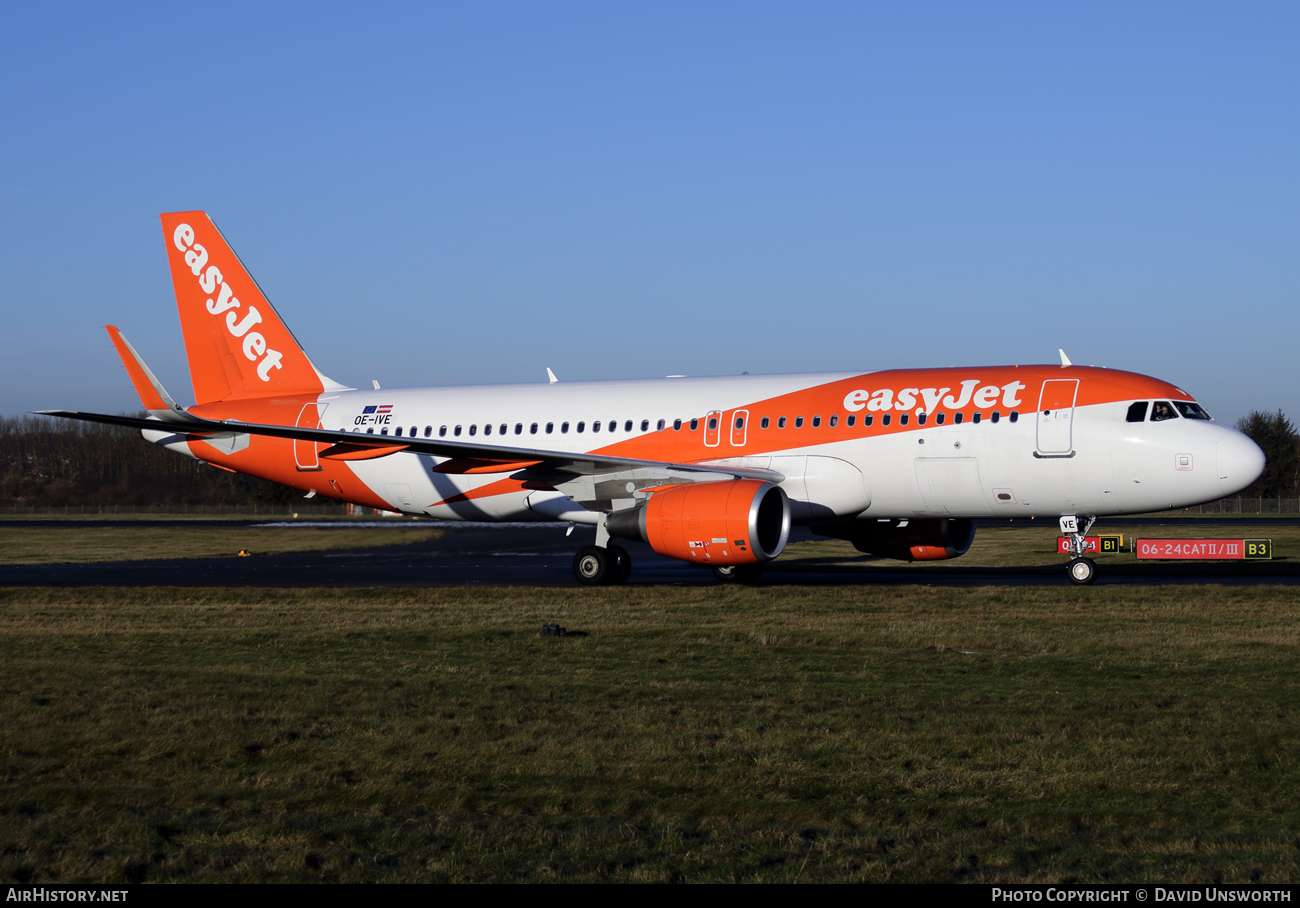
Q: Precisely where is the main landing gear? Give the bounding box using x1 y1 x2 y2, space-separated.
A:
712 564 765 583
572 545 632 586
1060 514 1098 585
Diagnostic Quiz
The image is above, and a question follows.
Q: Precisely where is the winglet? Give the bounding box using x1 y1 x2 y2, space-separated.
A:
546 367 558 384
1058 349 1072 367
105 325 190 422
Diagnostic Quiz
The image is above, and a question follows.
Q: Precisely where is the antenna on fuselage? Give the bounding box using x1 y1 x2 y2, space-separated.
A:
1058 349 1072 367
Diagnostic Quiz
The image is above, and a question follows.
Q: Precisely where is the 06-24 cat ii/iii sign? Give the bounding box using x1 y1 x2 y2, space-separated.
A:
1135 539 1272 560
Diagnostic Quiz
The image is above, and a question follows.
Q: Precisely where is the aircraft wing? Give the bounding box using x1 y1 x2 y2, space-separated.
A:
34 410 787 496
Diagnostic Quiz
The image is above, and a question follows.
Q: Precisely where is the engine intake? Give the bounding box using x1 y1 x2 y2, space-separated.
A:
607 479 790 566
812 518 977 562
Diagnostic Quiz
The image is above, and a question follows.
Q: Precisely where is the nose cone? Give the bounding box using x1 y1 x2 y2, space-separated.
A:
1217 429 1266 496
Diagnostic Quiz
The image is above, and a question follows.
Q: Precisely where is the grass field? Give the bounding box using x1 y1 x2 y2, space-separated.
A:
0 526 441 565
2 583 1298 883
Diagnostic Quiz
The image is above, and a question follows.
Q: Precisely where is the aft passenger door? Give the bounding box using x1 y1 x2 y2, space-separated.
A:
294 402 327 471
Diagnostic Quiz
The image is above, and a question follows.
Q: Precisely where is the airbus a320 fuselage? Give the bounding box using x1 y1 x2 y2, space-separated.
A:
44 211 1265 585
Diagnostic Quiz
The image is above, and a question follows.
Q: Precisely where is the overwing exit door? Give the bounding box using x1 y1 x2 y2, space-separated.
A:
704 410 722 447
730 409 749 447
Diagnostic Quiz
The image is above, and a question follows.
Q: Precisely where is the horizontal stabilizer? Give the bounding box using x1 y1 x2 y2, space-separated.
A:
105 326 190 423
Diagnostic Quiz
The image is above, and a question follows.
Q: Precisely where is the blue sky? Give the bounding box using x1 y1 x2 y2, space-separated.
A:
2 2 1296 424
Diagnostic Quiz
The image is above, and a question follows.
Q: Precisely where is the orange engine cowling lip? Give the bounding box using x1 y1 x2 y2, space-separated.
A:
606 479 791 566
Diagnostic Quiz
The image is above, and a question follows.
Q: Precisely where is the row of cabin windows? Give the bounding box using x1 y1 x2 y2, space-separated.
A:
757 410 1019 428
356 410 1022 438
361 420 659 438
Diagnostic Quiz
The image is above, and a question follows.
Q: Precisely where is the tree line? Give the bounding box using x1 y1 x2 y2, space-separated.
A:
1235 410 1299 499
2 410 1297 508
0 415 306 508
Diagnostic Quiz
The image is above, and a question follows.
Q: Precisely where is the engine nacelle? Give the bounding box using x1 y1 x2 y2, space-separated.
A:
607 479 791 566
812 518 977 562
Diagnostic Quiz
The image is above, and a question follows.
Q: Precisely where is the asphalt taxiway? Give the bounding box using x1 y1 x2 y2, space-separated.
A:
0 520 1297 587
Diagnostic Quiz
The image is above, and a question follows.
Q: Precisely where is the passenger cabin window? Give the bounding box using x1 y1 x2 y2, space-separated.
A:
708 416 718 431
440 426 448 437
847 415 855 427
593 421 600 433
1151 401 1178 422
690 418 699 431
657 419 666 430
561 422 569 433
1009 411 1019 423
954 413 963 425
734 416 744 429
811 416 821 428
972 413 981 424
917 413 926 426
899 414 909 426
778 416 787 428
577 422 585 433
468 425 477 436
625 420 633 432
546 422 554 434
425 426 432 437
530 423 538 434
411 427 417 437
640 420 649 431
515 423 523 434
991 411 1000 423
1174 401 1212 420
761 416 770 429
483 424 491 436
829 415 838 427
673 419 682 431
882 414 891 426
795 416 804 428
394 427 402 437
500 424 507 435
864 415 873 426
1127 401 1149 422
935 413 944 425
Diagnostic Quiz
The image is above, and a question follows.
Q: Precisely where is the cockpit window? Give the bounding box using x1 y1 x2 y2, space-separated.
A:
1150 401 1179 422
1126 401 1149 423
1174 401 1212 420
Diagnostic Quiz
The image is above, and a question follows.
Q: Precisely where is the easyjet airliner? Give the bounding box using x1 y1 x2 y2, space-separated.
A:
42 212 1265 585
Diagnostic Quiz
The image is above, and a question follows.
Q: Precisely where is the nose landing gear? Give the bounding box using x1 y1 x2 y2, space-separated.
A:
1060 514 1098 585
1068 556 1097 585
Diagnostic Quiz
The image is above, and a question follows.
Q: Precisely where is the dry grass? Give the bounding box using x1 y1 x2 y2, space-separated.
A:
1 584 1298 882
0 527 441 565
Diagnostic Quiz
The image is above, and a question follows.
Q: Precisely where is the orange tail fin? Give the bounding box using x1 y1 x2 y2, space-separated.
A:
159 211 348 403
